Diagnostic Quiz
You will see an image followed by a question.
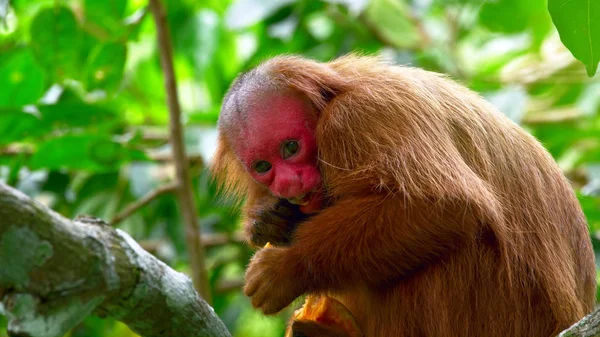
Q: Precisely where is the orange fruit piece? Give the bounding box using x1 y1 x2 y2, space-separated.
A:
285 294 363 337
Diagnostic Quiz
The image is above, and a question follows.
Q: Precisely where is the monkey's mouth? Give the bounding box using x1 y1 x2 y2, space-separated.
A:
286 189 323 214
287 192 313 206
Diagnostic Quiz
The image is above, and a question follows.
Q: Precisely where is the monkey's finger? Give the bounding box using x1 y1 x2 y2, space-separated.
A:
261 300 286 315
261 296 292 315
243 266 262 296
250 284 270 310
243 278 259 297
260 289 293 315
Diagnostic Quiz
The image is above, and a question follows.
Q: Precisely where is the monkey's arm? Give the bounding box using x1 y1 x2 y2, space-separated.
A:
245 193 485 314
287 194 480 287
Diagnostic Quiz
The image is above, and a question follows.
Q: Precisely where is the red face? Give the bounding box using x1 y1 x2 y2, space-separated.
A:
234 93 323 213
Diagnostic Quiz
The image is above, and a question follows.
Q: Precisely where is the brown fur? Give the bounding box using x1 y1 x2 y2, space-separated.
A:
212 54 596 337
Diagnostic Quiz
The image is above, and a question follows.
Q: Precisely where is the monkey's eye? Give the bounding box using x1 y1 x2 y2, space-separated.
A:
253 161 272 174
282 140 300 159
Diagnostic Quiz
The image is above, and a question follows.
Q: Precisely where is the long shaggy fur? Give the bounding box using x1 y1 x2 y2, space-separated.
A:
212 54 596 337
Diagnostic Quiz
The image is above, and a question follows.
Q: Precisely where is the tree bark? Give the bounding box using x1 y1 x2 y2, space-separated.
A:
558 306 600 337
0 183 231 337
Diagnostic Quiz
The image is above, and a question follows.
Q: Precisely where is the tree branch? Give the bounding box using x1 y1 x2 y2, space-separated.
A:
148 0 211 302
559 306 600 337
147 151 205 164
111 182 178 225
0 183 231 337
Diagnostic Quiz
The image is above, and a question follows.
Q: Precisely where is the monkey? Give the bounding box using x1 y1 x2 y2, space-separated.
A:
211 54 596 337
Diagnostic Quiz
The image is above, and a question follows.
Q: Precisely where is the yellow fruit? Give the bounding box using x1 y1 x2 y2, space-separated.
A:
285 294 363 337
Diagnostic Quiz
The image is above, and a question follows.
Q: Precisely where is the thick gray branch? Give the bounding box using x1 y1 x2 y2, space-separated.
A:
559 306 600 337
0 183 231 337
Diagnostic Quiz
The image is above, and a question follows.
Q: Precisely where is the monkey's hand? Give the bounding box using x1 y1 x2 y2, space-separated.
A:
246 198 310 247
244 246 305 314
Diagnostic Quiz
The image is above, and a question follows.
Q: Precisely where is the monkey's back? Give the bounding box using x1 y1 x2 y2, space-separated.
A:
315 56 596 337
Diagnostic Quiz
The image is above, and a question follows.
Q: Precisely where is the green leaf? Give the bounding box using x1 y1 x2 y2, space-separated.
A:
479 0 551 40
549 0 600 76
29 134 146 172
531 123 592 158
0 108 44 144
579 193 600 231
38 102 119 129
29 6 81 81
578 146 600 165
0 48 46 106
84 42 127 93
84 0 127 37
188 108 220 124
362 0 421 49
0 103 121 144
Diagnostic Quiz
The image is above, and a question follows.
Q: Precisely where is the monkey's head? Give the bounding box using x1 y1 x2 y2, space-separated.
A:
216 69 324 214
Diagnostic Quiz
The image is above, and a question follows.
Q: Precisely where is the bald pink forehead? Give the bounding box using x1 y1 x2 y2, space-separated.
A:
245 93 316 129
235 93 317 166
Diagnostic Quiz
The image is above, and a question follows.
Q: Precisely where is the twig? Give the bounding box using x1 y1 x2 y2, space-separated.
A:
149 0 211 303
202 232 245 248
216 279 245 294
147 151 205 164
521 106 584 125
139 232 245 254
111 182 178 225
444 8 467 79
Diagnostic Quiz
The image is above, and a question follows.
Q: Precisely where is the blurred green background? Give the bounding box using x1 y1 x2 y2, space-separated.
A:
0 0 599 336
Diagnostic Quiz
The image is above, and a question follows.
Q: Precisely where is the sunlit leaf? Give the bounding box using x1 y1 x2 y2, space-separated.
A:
549 0 600 76
84 0 127 37
0 108 45 144
323 0 369 16
84 42 127 93
306 12 335 41
532 122 596 158
225 0 296 30
188 108 220 124
579 193 600 231
480 0 551 45
29 6 82 81
29 134 146 172
0 48 46 106
34 102 121 135
362 0 420 49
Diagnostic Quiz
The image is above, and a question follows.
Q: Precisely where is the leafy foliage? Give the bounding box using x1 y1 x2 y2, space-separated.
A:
549 0 600 76
0 0 598 336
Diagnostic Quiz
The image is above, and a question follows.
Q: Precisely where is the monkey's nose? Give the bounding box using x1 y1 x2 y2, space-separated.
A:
283 180 304 198
273 175 304 198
